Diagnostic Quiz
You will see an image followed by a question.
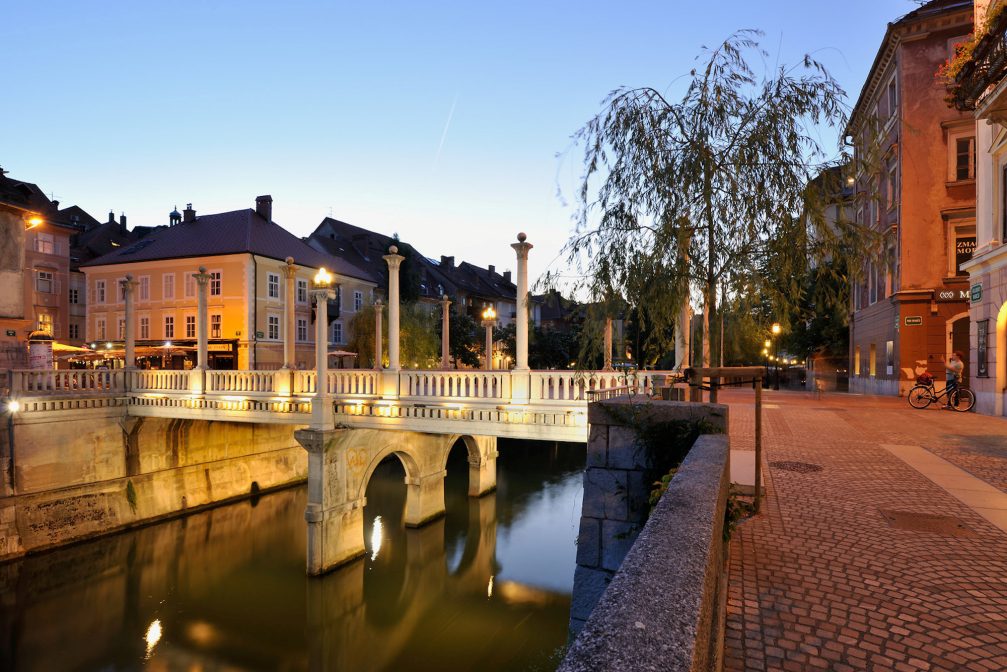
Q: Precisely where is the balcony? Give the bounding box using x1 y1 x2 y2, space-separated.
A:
952 10 1007 117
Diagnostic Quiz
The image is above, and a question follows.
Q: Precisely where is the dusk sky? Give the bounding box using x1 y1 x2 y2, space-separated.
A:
3 0 923 285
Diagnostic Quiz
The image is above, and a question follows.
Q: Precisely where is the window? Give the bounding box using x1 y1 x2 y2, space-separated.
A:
140 316 150 339
332 321 343 344
869 343 877 377
69 288 79 304
118 318 125 339
854 346 861 376
208 314 220 339
886 341 894 376
139 276 150 301
268 273 280 299
117 278 127 302
297 318 308 342
163 274 175 300
184 272 195 298
951 223 977 277
869 261 877 305
210 271 222 296
887 79 897 119
876 259 886 302
35 232 54 254
956 137 976 181
96 317 107 340
38 313 52 335
185 315 196 338
354 290 363 312
164 315 174 339
68 323 80 339
36 270 53 293
297 279 308 304
268 315 280 340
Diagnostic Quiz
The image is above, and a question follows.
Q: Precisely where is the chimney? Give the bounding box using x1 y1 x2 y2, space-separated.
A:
51 200 59 210
255 195 273 223
108 210 115 224
503 270 511 283
119 213 127 234
488 265 495 276
440 255 454 268
183 203 196 223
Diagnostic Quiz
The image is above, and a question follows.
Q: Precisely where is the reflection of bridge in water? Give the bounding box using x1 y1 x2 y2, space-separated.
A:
8 366 663 574
0 452 577 672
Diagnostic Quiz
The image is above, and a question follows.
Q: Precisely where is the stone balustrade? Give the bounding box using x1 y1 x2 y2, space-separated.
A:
131 369 190 392
11 369 124 395
206 370 276 395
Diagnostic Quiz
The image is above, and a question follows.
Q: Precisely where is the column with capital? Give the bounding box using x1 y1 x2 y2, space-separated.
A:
510 233 533 404
373 299 384 370
120 275 137 368
440 294 451 369
281 257 297 369
194 267 212 369
382 246 404 398
310 268 336 429
603 317 614 371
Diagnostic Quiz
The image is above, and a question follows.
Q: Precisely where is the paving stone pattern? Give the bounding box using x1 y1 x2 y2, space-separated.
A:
722 389 1007 672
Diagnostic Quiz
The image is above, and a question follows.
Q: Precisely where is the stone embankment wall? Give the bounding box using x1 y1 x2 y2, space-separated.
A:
563 399 731 672
0 410 306 561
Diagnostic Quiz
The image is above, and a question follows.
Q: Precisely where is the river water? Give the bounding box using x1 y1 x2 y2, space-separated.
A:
0 440 585 671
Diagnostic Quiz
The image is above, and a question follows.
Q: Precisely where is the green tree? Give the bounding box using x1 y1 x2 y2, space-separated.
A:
348 302 439 368
434 308 481 368
564 31 866 367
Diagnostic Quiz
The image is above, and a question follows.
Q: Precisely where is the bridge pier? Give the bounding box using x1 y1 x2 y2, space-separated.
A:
404 470 447 527
464 435 498 497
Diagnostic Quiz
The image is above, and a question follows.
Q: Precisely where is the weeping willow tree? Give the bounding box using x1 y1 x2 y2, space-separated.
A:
563 30 873 367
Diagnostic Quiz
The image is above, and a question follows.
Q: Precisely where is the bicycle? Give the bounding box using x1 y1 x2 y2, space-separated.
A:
907 373 975 412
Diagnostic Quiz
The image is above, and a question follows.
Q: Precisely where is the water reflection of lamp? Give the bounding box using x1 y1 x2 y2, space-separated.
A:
370 515 383 561
145 619 162 659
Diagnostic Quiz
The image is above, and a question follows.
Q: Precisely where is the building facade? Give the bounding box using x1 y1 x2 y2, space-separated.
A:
848 0 976 396
952 0 1007 413
83 198 376 370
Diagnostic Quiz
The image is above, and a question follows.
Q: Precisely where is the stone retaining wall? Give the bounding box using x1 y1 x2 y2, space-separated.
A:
0 412 306 560
562 398 731 672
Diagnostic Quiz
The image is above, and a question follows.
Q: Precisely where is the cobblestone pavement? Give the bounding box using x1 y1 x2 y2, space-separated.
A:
722 388 1007 672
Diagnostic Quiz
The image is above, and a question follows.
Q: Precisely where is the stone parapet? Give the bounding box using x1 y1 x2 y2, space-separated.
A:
563 398 731 672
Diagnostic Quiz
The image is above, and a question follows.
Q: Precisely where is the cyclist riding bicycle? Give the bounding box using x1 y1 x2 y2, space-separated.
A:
944 350 964 409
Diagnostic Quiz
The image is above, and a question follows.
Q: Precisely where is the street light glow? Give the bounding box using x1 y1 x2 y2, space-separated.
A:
482 305 496 321
771 323 782 336
26 216 43 229
7 400 19 413
764 339 772 349
314 267 332 288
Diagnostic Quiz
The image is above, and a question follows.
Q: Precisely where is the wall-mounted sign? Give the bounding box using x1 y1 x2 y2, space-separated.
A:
935 289 969 302
4 329 15 337
905 316 923 326
956 237 976 273
971 283 983 303
977 319 989 377
255 330 264 339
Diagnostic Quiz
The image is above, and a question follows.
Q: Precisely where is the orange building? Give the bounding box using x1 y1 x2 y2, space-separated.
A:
848 0 976 396
82 197 376 370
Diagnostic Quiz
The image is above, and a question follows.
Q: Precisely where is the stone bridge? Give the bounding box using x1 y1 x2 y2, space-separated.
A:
3 366 670 574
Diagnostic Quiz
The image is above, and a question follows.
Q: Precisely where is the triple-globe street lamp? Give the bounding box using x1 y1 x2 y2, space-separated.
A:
481 305 497 371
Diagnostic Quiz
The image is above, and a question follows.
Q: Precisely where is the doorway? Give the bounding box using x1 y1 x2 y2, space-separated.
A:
950 314 970 389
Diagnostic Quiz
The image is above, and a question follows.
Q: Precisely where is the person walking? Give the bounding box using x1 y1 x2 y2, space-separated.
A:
943 351 964 409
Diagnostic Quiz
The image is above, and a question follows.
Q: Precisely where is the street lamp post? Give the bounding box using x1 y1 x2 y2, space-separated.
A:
763 339 771 383
311 268 336 430
771 322 782 390
482 305 497 371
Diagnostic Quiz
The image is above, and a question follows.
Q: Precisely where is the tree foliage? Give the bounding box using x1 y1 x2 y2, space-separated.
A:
563 31 872 366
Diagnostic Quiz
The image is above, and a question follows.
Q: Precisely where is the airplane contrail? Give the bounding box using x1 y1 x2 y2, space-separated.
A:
433 94 458 171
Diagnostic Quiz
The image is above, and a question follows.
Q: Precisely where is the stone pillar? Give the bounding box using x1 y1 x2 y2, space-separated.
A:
194 266 211 369
511 233 533 404
466 435 498 497
511 233 533 370
295 428 366 575
483 319 494 371
281 257 297 369
373 299 383 370
404 470 447 527
440 294 451 369
382 247 404 398
603 317 614 371
120 275 137 368
311 281 335 430
383 246 404 370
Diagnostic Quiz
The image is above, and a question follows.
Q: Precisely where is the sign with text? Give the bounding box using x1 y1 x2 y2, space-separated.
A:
905 316 923 326
971 283 983 303
978 319 989 377
956 236 976 273
935 289 968 302
4 329 14 337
